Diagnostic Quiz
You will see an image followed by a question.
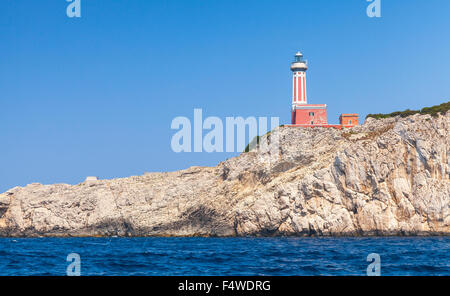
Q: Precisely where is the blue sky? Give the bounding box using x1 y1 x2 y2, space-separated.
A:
1 0 449 192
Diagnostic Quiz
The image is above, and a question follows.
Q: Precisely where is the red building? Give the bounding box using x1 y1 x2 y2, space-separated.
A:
291 104 328 126
339 114 359 127
289 52 358 129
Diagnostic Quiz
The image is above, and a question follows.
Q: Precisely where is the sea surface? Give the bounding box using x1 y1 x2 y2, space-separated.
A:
0 237 448 276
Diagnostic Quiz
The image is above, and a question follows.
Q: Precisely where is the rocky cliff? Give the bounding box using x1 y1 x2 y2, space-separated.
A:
0 112 449 237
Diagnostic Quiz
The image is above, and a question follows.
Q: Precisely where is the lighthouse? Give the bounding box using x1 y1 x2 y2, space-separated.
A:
291 52 308 106
290 51 328 126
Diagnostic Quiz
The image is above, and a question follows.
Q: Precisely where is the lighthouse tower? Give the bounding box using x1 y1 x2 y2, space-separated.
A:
290 51 328 126
291 52 308 106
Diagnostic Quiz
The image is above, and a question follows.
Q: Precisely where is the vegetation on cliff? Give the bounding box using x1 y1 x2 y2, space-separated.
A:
366 101 449 119
243 126 284 153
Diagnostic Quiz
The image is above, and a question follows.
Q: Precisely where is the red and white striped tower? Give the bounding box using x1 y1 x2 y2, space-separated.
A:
290 51 327 126
291 51 308 108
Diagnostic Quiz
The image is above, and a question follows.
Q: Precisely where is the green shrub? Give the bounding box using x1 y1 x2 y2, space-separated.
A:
243 125 285 153
244 135 261 153
366 101 449 120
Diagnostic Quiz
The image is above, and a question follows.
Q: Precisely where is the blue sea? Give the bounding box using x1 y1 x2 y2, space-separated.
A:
0 237 448 276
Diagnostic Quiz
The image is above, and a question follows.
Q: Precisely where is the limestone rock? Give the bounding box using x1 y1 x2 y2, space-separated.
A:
0 112 448 237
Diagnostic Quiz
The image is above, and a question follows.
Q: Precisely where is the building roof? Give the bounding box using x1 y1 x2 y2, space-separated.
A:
294 104 327 110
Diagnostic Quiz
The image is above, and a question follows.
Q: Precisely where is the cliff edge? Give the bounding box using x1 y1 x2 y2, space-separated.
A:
0 112 448 237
